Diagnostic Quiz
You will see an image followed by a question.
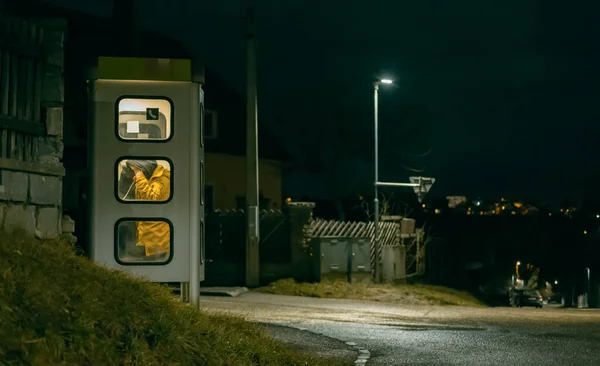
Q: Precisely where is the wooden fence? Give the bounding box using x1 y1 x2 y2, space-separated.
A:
205 209 291 264
309 219 400 246
0 15 53 163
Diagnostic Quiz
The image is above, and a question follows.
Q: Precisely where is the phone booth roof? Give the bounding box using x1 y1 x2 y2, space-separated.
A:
92 56 202 83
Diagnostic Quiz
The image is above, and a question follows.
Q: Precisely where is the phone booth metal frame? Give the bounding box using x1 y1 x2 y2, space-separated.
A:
87 57 204 307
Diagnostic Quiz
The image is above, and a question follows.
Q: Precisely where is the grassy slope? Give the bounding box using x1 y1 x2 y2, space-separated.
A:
256 279 486 307
0 234 350 366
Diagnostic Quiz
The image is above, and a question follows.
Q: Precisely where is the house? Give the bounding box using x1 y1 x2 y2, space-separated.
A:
202 70 291 211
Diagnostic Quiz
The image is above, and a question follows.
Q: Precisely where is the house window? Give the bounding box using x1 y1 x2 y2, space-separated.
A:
204 109 218 139
115 218 173 265
117 97 173 141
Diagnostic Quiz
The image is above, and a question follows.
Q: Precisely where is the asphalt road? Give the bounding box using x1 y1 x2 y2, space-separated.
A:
201 292 600 365
259 323 358 364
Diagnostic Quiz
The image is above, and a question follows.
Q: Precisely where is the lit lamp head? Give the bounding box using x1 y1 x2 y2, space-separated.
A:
375 78 394 86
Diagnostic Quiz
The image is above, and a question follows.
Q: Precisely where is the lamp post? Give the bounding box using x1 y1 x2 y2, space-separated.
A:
245 7 260 287
586 267 591 307
373 78 393 284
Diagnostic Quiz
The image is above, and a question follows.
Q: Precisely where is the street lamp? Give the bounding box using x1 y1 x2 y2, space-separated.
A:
582 267 591 308
373 77 393 284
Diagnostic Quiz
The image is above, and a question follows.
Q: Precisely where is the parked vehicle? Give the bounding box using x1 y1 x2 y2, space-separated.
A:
515 290 544 308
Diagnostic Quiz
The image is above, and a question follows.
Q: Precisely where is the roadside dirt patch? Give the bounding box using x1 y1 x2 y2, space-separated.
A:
256 278 486 307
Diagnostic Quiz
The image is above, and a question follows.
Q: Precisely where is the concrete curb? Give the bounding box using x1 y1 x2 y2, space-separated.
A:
346 341 371 364
200 287 249 297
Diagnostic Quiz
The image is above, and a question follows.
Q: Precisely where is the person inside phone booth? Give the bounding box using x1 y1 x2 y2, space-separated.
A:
126 159 171 260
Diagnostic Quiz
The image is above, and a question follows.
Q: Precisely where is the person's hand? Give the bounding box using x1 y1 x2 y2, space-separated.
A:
131 166 144 181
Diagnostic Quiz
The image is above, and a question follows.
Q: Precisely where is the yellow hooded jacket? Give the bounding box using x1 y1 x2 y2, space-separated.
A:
134 165 171 256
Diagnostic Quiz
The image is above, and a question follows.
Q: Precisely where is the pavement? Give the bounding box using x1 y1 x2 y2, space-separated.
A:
200 292 600 365
200 286 248 297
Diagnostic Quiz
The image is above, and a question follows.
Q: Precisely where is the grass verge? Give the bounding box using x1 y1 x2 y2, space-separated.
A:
256 278 486 307
0 233 351 365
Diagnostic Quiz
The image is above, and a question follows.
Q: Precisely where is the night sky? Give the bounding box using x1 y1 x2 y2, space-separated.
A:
47 0 600 204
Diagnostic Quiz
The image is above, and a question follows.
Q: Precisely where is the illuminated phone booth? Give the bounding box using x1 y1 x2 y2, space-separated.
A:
87 57 204 306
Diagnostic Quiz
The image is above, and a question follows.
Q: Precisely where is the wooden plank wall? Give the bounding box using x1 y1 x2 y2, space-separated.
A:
0 14 47 163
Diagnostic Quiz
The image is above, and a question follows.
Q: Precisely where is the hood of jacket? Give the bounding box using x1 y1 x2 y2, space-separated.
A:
127 160 158 180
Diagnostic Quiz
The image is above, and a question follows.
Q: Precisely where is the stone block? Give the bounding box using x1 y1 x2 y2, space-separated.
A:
41 25 65 67
42 26 65 48
38 156 61 166
37 136 63 160
0 203 5 227
0 170 29 202
46 50 64 69
29 174 62 206
3 204 36 237
36 207 59 239
44 107 63 137
62 215 75 233
42 69 64 103
60 233 77 245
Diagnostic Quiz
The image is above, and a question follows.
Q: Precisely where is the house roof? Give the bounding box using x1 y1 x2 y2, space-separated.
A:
5 0 194 59
203 67 293 162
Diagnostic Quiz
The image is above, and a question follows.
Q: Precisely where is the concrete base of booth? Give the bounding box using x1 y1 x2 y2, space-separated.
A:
200 287 249 297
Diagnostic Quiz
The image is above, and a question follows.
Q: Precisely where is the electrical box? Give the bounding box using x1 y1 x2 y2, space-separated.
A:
311 237 371 281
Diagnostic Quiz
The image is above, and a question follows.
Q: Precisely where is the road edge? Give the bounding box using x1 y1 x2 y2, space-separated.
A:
289 325 371 365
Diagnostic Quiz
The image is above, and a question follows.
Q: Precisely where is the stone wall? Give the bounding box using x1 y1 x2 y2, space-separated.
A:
0 16 68 240
0 171 62 239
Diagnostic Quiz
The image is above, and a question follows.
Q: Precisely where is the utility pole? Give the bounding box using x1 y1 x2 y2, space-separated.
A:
245 6 260 287
415 229 421 275
112 0 141 56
